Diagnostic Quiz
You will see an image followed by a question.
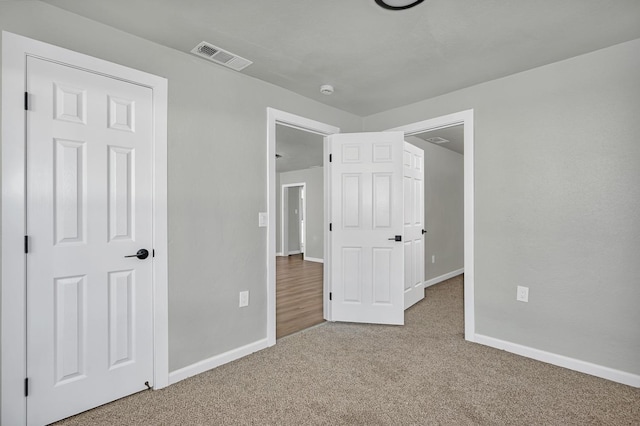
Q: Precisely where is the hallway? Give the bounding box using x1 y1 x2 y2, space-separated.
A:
276 254 324 338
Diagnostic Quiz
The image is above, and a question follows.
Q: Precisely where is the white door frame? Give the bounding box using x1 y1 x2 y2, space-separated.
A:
386 109 475 341
266 108 339 346
1 32 169 425
281 183 306 256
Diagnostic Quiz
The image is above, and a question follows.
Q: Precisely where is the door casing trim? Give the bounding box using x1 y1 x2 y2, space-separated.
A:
1 31 169 425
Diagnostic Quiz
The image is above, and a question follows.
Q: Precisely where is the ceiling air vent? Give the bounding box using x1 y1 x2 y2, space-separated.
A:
425 137 449 144
190 41 253 72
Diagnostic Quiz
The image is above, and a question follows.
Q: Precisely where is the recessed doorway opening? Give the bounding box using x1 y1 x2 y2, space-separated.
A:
387 109 475 340
267 109 340 344
276 126 324 338
407 124 464 288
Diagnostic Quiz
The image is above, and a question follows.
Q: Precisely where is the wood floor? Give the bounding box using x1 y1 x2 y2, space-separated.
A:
276 254 324 339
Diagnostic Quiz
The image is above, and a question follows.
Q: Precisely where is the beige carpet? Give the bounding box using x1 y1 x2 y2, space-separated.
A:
56 276 639 425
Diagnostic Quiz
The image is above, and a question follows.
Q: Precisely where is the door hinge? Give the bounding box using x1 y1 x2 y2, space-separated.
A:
24 235 29 254
153 249 155 258
24 377 29 397
24 92 29 111
329 223 332 231
329 292 332 301
329 154 332 163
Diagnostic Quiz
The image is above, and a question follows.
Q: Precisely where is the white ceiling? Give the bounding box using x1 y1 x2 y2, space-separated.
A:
413 125 464 155
276 125 324 173
42 0 640 116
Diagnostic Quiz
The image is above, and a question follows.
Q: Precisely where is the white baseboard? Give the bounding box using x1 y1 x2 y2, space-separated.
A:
304 256 324 263
474 334 640 388
424 268 464 288
287 250 301 255
276 252 284 257
168 338 269 385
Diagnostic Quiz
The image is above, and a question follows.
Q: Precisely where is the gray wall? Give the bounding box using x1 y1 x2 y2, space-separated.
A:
1 0 638 386
287 187 301 253
364 39 640 375
277 167 324 260
406 137 464 281
0 1 362 372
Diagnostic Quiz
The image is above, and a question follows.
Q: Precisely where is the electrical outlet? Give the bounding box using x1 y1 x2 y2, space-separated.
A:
239 291 249 307
432 255 435 264
516 286 529 302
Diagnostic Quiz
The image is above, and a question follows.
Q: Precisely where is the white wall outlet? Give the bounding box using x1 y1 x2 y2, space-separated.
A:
239 291 249 307
258 212 267 227
432 255 435 264
516 286 529 302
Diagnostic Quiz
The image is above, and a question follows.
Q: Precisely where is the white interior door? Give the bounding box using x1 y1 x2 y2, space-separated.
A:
403 142 425 309
329 131 405 325
26 56 154 425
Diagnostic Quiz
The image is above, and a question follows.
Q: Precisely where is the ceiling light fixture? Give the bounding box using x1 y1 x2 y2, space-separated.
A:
320 84 334 95
375 0 424 10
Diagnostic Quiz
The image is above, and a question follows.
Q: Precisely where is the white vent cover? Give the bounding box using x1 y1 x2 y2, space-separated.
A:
424 137 449 144
191 41 252 71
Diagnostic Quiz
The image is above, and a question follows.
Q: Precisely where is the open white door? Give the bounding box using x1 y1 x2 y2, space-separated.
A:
403 142 425 309
329 131 405 325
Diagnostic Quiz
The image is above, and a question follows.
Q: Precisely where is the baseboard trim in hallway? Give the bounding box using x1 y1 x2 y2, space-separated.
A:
168 338 269 385
424 268 464 288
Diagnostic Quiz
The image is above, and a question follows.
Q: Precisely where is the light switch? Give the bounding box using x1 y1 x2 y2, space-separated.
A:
258 212 268 227
239 291 249 307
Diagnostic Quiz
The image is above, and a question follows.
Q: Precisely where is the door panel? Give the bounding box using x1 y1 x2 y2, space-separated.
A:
26 56 154 425
54 275 86 385
329 132 404 325
108 269 135 368
108 146 135 241
403 142 425 309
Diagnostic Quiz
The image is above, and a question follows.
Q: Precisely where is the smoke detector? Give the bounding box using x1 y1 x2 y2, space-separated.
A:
191 41 252 71
425 137 449 144
320 85 334 95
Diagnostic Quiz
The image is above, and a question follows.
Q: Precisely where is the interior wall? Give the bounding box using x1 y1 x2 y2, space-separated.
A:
277 167 324 261
0 1 362 373
287 187 301 253
364 38 640 376
406 137 464 281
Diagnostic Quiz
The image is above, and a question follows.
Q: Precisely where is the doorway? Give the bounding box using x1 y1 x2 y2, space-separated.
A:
275 125 325 338
387 110 475 340
266 109 339 345
407 124 464 286
266 109 474 342
281 183 306 257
